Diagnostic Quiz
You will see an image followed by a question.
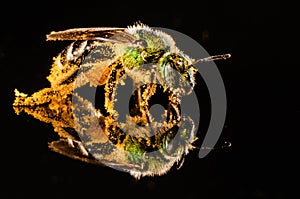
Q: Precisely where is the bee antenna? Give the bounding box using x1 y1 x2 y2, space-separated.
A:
193 141 232 150
193 54 231 65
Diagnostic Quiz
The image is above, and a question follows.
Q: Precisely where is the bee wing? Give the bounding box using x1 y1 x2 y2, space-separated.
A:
48 138 107 166
49 138 141 172
46 27 136 44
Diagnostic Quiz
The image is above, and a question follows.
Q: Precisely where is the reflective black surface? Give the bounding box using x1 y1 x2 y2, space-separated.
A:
1 1 295 198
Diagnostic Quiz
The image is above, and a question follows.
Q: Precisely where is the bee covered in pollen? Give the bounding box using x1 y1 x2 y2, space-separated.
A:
13 22 230 179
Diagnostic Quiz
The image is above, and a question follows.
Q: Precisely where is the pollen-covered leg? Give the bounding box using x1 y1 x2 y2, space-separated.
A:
12 85 77 140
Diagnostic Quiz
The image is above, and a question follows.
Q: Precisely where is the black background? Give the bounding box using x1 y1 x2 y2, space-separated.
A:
1 1 296 198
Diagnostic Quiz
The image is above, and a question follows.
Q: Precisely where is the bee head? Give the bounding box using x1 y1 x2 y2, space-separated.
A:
157 52 197 95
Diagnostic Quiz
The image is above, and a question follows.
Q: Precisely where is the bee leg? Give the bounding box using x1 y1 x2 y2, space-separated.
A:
66 138 89 156
135 86 151 126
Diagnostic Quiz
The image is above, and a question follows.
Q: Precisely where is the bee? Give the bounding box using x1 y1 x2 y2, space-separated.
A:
13 22 230 179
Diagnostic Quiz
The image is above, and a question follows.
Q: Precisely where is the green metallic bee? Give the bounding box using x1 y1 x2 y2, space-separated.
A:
13 22 230 179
